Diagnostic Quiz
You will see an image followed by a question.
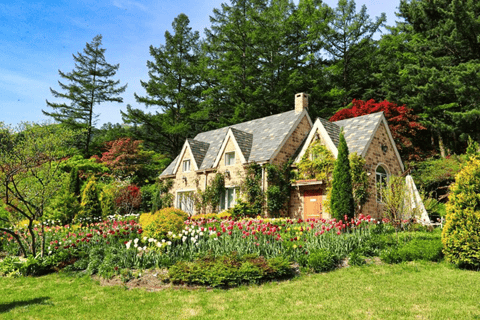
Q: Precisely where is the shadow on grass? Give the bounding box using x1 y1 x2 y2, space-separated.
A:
0 297 51 313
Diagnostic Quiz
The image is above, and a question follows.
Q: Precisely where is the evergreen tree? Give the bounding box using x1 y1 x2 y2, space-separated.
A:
122 14 202 157
375 0 480 155
330 130 355 220
322 0 386 114
43 35 127 157
78 176 102 221
68 167 81 198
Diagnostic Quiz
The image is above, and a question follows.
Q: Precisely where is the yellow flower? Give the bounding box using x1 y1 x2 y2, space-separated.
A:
293 244 297 249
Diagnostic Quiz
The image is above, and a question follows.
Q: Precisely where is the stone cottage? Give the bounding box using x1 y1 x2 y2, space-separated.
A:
159 93 404 219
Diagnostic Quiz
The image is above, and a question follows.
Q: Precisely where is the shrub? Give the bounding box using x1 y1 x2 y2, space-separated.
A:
442 158 480 268
307 248 338 272
380 238 443 264
168 253 293 287
44 192 81 225
141 207 188 240
77 176 102 221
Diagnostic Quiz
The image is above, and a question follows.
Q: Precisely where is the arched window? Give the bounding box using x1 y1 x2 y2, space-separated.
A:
376 165 388 202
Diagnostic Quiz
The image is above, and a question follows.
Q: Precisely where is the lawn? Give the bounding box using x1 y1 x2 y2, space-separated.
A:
1 261 479 319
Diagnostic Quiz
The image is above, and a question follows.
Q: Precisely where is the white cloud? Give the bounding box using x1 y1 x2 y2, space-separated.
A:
112 0 148 12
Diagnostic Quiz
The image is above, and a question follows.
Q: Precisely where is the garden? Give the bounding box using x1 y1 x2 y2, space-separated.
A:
1 122 480 319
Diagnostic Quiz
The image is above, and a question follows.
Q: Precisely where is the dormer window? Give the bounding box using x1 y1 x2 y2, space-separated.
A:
183 159 191 172
225 151 235 166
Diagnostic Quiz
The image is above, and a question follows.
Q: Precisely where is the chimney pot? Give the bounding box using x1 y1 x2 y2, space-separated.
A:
295 93 308 114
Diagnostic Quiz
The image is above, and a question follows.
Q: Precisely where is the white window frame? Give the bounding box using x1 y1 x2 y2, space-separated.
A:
376 165 389 203
182 159 191 172
177 191 194 215
225 151 235 166
219 187 237 211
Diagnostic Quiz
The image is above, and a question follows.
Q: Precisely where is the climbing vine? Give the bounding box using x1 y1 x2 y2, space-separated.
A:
238 164 264 217
297 140 335 183
195 173 225 214
265 162 291 217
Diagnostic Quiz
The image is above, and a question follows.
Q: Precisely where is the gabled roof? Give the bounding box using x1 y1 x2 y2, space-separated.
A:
334 112 383 156
294 112 404 171
188 139 210 169
161 109 311 176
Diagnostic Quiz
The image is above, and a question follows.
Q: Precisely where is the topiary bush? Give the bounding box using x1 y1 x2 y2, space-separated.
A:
140 207 189 240
442 158 480 269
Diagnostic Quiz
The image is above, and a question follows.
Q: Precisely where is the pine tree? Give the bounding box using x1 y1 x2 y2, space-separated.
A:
43 35 127 157
322 0 386 113
375 0 480 155
330 130 355 220
122 14 202 157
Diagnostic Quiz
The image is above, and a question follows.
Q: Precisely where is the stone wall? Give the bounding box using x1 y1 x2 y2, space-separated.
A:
361 122 404 219
271 114 312 165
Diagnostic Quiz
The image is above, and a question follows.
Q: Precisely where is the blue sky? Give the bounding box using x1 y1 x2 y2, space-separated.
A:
1 0 401 127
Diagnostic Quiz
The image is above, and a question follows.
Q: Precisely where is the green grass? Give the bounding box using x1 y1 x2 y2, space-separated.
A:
1 262 479 319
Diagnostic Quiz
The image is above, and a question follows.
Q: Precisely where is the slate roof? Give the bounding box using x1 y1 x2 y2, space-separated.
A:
332 112 383 156
187 139 210 169
161 110 306 176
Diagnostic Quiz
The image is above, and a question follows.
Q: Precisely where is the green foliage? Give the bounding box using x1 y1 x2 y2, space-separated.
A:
0 122 79 257
68 167 81 197
330 131 355 220
168 253 294 287
228 200 257 219
44 191 81 225
151 180 174 212
380 239 443 264
141 208 188 241
43 34 127 156
306 248 338 273
442 158 480 269
240 164 264 216
410 155 467 196
349 152 369 213
379 175 412 229
122 14 202 157
195 173 225 214
99 184 116 217
78 176 102 221
297 141 335 181
265 163 291 217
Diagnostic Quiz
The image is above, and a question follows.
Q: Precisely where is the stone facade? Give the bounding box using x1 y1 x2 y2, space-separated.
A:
271 115 312 165
361 122 403 218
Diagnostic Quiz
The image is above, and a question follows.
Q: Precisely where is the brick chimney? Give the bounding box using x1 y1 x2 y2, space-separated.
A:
295 93 308 114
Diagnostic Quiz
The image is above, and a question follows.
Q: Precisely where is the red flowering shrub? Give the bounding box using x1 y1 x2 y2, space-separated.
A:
330 99 431 161
115 184 142 215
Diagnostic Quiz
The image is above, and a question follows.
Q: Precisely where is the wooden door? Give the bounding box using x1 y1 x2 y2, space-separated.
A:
304 190 322 220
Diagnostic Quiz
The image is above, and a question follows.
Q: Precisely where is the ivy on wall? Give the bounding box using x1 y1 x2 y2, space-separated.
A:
195 173 225 214
265 162 291 217
297 140 335 183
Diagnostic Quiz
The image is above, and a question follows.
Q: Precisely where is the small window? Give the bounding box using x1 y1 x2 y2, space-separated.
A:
376 165 388 202
225 151 235 166
183 160 191 172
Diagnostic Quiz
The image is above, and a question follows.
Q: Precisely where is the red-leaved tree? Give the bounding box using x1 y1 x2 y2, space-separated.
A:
92 138 145 179
330 99 431 161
